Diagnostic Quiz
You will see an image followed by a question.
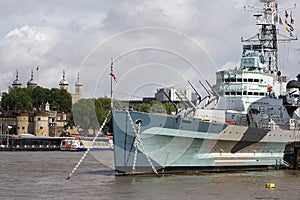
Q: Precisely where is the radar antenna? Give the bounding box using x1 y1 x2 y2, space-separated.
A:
242 0 297 80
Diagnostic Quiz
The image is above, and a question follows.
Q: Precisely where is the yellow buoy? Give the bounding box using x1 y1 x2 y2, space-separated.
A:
265 183 276 189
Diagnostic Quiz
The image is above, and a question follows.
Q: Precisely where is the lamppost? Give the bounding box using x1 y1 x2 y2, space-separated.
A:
7 125 12 149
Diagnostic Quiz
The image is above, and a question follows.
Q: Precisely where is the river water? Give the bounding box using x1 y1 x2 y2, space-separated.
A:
0 151 299 200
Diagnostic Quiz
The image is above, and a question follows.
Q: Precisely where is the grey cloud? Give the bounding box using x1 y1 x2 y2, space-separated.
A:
0 0 299 99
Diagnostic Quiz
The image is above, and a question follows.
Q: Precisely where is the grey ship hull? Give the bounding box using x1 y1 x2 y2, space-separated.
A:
112 109 291 175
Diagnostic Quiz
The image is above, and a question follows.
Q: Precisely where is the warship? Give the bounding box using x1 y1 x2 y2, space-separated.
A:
112 0 300 175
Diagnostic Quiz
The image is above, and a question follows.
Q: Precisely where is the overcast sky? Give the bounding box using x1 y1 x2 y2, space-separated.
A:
0 0 299 100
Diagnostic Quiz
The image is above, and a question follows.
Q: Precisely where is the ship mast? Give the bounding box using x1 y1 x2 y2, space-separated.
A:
242 0 297 80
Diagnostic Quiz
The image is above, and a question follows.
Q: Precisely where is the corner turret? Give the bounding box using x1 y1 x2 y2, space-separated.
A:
9 70 22 92
27 69 37 89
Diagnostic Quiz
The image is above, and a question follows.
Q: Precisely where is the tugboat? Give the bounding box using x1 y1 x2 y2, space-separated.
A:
112 0 300 175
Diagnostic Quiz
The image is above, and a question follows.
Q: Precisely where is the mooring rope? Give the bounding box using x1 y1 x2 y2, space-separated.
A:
126 110 159 176
66 110 111 180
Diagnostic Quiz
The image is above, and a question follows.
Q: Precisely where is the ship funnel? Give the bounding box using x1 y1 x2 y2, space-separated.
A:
297 74 300 83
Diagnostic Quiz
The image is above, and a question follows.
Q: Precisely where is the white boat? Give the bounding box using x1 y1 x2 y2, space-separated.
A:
60 136 113 151
60 138 86 151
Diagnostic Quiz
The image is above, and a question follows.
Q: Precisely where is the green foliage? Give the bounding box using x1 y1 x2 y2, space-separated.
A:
163 102 176 114
72 98 111 133
133 103 151 113
31 86 49 109
95 98 111 133
1 88 32 111
1 87 72 112
95 98 111 122
72 98 98 132
132 101 175 114
48 88 72 112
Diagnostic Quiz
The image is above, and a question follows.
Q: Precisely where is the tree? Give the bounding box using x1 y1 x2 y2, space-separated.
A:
72 98 100 133
72 98 113 134
1 87 72 112
95 98 111 133
48 88 72 112
1 88 32 111
31 86 50 109
163 102 176 114
133 103 151 113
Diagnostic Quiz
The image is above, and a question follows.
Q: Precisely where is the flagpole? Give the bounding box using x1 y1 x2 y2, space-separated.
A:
110 58 113 109
36 66 39 84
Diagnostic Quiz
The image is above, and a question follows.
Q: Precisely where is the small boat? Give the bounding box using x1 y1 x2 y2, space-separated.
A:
60 136 113 151
60 138 86 151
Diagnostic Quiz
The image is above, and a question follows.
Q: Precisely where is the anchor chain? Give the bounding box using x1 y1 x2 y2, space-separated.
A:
126 110 159 176
66 110 111 180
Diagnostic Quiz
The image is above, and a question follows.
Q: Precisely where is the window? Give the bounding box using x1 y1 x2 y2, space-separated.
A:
237 78 242 82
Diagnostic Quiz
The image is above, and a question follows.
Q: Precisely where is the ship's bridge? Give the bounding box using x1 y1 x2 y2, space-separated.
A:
240 44 265 70
215 70 273 96
213 43 274 97
240 52 264 69
212 69 276 113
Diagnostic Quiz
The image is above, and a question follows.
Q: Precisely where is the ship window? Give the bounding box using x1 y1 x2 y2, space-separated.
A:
259 92 265 96
248 78 253 82
237 92 242 95
225 79 230 83
248 92 253 95
230 78 236 82
254 92 258 95
254 79 259 82
237 78 242 82
225 92 230 95
243 78 247 82
230 92 235 95
243 91 247 95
